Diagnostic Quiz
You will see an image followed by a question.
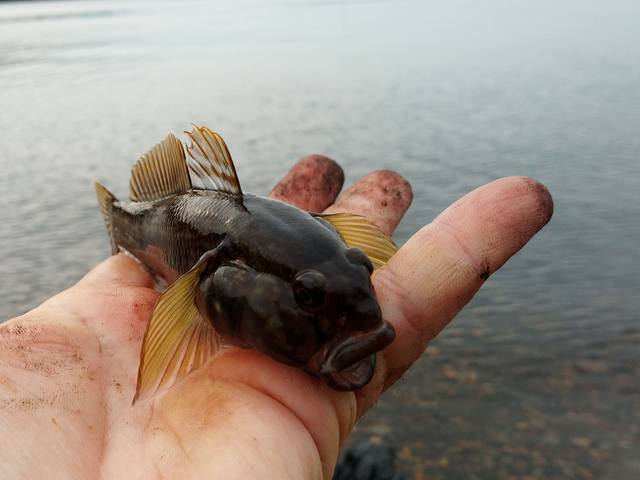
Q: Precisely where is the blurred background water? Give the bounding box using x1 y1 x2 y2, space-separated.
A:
0 0 638 478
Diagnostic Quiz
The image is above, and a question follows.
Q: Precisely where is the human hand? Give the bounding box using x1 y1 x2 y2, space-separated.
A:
0 156 552 479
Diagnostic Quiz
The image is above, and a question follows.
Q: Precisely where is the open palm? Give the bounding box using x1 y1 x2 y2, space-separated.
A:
0 156 552 479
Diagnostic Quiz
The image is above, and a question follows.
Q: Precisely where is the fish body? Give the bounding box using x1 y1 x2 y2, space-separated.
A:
110 190 243 283
95 125 398 400
111 191 343 284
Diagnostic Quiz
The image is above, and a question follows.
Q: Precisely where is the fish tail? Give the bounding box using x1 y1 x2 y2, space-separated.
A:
95 181 118 254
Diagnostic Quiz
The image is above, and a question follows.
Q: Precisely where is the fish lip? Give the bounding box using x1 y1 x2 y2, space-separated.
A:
322 354 377 391
306 320 395 391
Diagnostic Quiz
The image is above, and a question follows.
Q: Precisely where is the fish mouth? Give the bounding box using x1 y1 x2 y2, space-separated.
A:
306 321 396 391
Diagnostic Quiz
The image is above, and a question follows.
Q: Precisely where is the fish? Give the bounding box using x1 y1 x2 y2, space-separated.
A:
95 124 398 402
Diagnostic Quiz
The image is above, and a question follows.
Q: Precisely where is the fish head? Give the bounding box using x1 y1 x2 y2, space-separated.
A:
197 247 394 391
299 246 396 390
197 261 320 366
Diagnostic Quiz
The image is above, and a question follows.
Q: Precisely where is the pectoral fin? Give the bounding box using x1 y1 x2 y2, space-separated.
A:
134 252 221 403
315 213 398 269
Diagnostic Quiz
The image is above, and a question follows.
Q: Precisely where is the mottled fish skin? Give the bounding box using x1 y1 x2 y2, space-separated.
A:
111 188 395 389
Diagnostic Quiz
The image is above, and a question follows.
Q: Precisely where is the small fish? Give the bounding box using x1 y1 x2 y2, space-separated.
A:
95 125 398 402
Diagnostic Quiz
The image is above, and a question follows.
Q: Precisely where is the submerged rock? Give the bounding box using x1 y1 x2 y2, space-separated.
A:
333 440 406 480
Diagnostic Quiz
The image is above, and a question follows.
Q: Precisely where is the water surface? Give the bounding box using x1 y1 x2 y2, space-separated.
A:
1 1 639 478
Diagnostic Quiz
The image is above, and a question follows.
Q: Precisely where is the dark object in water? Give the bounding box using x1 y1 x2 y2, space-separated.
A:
95 124 398 401
333 440 406 480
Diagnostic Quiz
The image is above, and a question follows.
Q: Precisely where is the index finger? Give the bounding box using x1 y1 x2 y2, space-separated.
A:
358 176 553 413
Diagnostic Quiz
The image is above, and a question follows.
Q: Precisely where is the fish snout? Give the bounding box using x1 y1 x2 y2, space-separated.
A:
344 296 384 331
308 320 396 391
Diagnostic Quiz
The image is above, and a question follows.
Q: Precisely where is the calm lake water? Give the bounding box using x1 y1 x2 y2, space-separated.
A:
1 0 639 478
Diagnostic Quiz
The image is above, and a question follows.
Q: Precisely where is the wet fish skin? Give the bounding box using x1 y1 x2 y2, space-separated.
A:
110 188 393 386
96 125 399 397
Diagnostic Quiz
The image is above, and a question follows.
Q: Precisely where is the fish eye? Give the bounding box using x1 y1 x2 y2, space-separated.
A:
294 270 326 309
295 287 321 308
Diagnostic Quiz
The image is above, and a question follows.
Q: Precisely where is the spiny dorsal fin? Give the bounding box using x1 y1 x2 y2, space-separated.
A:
134 254 222 403
185 124 243 196
315 213 398 270
129 133 192 202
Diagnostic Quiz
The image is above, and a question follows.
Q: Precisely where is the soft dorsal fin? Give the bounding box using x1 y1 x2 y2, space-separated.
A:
129 133 192 202
315 213 399 270
185 124 243 196
134 252 223 403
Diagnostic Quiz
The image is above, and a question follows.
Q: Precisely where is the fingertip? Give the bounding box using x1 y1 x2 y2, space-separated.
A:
435 175 553 277
326 169 413 235
488 175 553 228
515 176 554 226
372 176 553 390
269 154 344 211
